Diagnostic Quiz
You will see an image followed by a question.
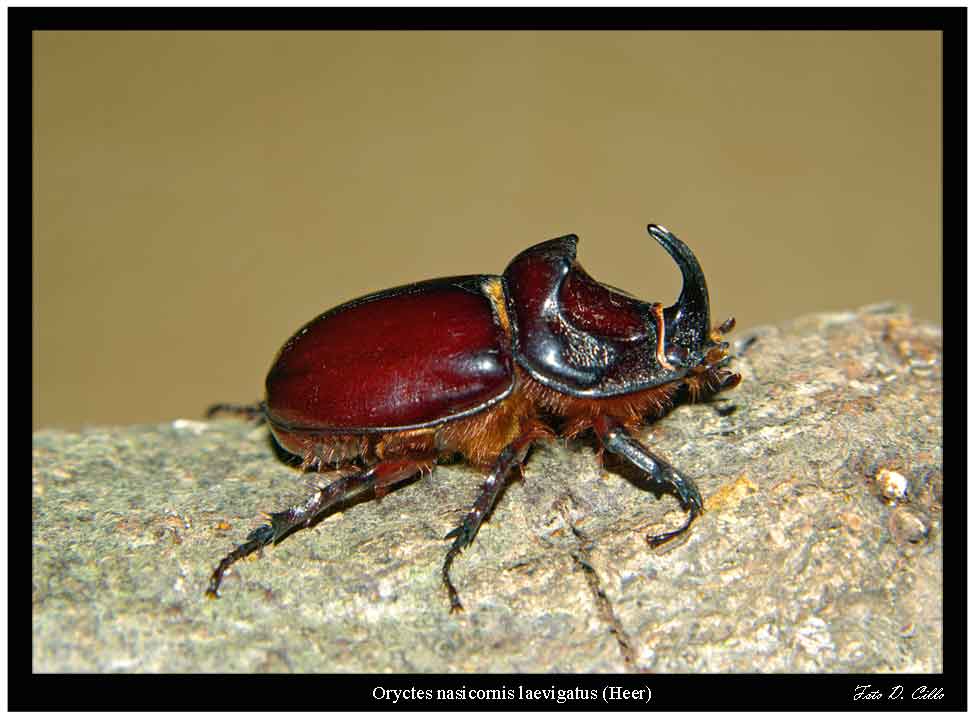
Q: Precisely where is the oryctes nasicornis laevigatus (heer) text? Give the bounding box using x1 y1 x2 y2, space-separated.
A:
206 224 741 611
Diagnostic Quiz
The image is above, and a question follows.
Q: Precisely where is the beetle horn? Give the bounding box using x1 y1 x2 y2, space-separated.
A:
647 224 711 350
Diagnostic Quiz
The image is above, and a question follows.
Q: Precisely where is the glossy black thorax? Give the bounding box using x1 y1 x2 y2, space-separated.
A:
501 227 715 398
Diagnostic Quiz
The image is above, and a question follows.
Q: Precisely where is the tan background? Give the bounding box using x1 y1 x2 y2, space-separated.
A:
33 31 941 430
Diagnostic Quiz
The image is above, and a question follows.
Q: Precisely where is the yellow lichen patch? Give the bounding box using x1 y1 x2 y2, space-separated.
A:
705 474 758 512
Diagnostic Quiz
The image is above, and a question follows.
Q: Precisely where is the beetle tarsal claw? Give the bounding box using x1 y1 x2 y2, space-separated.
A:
646 501 701 548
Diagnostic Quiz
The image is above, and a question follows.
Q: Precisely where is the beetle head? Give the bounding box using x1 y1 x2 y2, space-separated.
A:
503 224 722 397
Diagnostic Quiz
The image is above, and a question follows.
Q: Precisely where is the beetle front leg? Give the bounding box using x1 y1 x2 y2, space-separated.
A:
593 416 703 547
206 457 431 598
442 426 547 613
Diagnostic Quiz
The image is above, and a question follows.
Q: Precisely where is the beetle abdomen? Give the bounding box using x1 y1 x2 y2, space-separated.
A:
265 277 515 433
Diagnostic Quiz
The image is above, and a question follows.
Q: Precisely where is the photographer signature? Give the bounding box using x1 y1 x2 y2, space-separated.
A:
854 685 943 701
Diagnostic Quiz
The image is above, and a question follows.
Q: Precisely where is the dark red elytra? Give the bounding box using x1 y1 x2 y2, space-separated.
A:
206 224 741 611
265 281 512 433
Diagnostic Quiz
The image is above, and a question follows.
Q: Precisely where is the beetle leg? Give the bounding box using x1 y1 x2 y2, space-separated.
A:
716 316 736 335
205 401 267 424
205 457 432 598
442 427 545 613
717 369 742 392
593 416 703 547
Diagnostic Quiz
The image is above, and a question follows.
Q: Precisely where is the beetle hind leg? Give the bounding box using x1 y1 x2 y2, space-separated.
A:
205 456 433 598
205 401 267 424
593 416 703 547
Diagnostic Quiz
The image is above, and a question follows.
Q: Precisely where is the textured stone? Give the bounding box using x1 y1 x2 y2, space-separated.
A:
32 304 942 672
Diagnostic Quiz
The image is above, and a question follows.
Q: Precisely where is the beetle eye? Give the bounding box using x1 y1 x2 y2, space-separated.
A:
665 344 689 367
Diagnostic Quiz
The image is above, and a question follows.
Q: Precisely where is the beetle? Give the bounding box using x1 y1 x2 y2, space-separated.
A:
205 223 741 611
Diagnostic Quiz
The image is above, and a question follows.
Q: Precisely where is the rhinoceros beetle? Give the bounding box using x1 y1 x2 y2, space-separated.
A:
206 224 740 611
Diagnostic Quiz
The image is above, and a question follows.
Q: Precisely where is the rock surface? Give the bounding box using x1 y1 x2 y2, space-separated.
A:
32 304 942 673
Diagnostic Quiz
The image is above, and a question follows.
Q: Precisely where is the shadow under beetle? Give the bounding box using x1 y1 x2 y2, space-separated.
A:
206 224 741 611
